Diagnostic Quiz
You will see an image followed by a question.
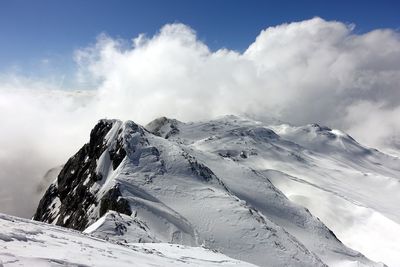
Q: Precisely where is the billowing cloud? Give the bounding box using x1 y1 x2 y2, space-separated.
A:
0 78 96 216
0 17 399 217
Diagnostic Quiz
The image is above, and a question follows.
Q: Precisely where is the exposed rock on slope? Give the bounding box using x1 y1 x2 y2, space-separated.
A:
34 116 394 267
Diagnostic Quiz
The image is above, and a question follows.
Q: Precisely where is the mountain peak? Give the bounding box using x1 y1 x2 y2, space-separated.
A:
145 116 182 138
32 116 398 266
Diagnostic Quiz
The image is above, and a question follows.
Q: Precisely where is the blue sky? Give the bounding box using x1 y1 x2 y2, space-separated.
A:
0 0 399 76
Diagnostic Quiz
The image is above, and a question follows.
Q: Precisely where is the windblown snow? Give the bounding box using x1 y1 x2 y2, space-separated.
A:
0 213 255 267
3 115 399 266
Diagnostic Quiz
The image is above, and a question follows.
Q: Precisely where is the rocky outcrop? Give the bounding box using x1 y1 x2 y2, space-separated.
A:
34 119 130 231
99 185 132 218
145 117 180 139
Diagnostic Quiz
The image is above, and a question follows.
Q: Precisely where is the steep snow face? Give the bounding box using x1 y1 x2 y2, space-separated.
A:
159 115 398 266
33 116 397 266
0 213 256 267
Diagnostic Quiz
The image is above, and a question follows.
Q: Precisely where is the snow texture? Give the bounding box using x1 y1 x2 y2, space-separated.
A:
0 213 256 267
32 115 399 266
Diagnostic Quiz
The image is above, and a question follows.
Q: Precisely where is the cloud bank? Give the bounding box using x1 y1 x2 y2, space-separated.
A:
1 17 400 217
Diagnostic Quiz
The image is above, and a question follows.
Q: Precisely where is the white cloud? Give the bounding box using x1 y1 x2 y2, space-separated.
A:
1 17 400 216
0 78 96 216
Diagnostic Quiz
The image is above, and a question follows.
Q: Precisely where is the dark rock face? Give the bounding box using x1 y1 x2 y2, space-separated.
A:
34 120 130 231
99 185 132 218
33 184 59 223
109 129 127 170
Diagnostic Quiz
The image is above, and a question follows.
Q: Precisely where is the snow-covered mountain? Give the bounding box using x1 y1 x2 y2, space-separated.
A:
29 115 400 266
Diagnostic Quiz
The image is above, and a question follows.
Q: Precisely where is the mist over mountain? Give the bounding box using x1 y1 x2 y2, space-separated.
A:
0 15 400 267
1 18 400 219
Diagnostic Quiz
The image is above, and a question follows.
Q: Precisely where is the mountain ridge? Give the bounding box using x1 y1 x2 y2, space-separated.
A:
32 115 399 266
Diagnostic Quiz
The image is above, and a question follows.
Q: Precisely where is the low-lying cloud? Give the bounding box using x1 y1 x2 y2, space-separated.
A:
1 17 399 217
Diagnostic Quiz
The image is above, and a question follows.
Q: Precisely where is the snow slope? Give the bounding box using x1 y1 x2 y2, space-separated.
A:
0 213 256 267
33 116 397 266
160 115 398 266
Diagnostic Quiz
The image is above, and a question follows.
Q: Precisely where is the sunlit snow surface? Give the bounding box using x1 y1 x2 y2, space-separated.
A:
18 115 400 267
170 116 398 266
0 213 256 267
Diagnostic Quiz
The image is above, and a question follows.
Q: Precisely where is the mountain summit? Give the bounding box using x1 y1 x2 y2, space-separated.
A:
33 115 399 266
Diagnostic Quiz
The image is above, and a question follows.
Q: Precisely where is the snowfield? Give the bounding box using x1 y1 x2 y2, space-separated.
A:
7 115 399 266
0 213 256 267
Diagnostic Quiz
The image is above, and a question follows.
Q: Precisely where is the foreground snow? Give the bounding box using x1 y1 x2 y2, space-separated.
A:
0 213 256 267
